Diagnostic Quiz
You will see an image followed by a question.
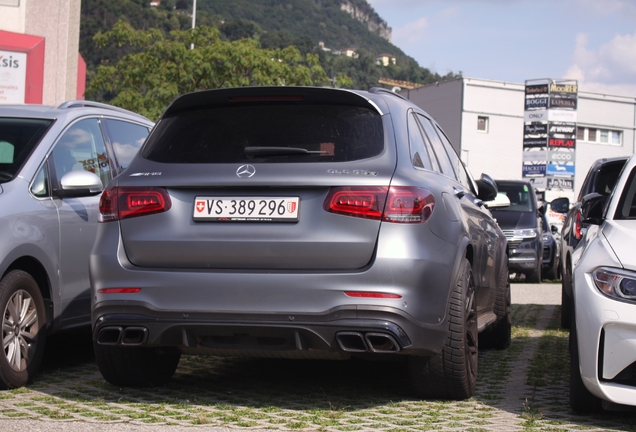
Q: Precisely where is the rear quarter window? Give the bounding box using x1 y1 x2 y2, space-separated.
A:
615 167 636 219
142 104 384 163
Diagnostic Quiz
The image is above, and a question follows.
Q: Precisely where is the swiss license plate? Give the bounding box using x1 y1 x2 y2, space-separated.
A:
193 197 300 222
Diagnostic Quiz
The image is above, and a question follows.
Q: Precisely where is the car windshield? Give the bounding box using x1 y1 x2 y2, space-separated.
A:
0 117 53 183
142 104 384 163
494 182 534 212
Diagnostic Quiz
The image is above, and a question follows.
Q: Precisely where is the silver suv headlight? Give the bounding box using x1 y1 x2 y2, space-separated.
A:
593 267 636 302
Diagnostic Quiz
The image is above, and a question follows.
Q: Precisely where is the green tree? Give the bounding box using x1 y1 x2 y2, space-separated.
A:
86 20 331 120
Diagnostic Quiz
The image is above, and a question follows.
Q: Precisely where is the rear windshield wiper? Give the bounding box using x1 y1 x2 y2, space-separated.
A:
244 146 328 157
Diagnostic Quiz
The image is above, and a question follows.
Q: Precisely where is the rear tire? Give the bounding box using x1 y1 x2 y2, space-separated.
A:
569 314 602 413
480 262 511 350
94 343 181 387
409 258 478 400
0 270 47 389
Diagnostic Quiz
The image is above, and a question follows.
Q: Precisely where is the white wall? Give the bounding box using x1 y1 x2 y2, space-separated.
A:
0 1 26 33
406 77 636 199
461 79 525 182
573 93 635 195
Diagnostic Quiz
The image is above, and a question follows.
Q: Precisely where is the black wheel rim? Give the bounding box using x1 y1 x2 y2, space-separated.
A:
2 289 38 372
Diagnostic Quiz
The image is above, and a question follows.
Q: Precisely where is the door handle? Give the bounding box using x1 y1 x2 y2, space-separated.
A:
454 188 465 199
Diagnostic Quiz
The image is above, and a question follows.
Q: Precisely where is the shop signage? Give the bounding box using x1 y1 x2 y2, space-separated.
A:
549 138 575 148
524 110 548 122
524 138 547 148
0 50 27 104
547 177 574 190
525 84 549 95
548 148 575 162
547 163 575 177
549 123 576 134
550 83 578 96
525 123 548 135
525 96 549 110
549 96 577 109
548 110 577 122
523 149 548 162
523 164 546 176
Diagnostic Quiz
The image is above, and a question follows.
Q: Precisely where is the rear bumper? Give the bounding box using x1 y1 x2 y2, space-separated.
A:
92 304 447 358
90 222 459 358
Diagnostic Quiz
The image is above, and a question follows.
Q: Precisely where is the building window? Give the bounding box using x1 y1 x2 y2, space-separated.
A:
477 116 489 133
577 127 622 146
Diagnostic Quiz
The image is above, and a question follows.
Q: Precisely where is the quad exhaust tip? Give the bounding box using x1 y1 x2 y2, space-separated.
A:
335 331 400 353
97 326 148 346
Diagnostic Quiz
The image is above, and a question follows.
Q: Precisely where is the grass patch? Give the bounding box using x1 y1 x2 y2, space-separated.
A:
526 308 569 387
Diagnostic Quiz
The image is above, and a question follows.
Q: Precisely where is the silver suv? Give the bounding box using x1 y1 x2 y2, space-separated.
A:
0 101 153 389
90 87 510 400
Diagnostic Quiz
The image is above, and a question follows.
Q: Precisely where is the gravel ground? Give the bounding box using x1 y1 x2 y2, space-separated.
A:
2 282 636 432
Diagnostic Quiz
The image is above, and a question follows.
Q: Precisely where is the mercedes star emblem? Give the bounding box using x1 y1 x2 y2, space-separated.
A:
236 164 256 179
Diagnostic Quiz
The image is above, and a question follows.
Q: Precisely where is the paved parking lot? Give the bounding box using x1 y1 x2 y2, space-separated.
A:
2 283 636 431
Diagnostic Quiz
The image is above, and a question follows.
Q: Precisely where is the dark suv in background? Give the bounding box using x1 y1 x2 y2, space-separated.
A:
90 86 510 400
553 156 629 328
490 180 543 282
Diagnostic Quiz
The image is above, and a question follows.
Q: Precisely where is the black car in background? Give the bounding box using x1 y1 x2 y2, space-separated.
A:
490 180 543 283
552 156 629 328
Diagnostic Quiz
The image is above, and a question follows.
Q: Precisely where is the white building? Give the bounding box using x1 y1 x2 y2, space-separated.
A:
0 0 83 105
402 77 636 201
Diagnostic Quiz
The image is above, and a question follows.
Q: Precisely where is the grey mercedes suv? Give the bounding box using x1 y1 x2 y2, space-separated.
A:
0 101 153 389
90 86 510 400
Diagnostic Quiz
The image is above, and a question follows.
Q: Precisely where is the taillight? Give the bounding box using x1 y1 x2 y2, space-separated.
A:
574 209 582 240
323 186 387 219
323 186 435 223
384 186 435 223
97 288 141 294
99 186 171 222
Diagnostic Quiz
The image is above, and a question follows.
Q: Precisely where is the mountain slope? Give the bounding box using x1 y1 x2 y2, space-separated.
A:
80 0 458 92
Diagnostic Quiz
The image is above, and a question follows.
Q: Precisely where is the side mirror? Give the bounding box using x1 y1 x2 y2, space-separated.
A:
54 170 104 198
475 173 498 202
580 192 604 225
484 192 511 209
550 197 570 214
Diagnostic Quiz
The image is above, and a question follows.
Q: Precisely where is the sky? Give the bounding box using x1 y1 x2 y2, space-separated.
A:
365 0 636 98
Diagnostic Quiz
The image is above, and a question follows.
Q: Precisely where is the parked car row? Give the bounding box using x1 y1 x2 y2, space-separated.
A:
1 88 513 400
8 88 633 412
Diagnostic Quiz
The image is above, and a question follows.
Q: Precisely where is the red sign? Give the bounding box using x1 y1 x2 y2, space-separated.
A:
549 138 575 148
0 30 44 104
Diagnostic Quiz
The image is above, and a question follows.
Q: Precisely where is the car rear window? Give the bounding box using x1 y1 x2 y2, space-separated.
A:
0 118 53 182
142 104 384 163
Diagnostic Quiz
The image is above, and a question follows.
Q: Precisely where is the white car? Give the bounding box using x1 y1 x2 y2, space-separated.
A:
570 153 636 412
